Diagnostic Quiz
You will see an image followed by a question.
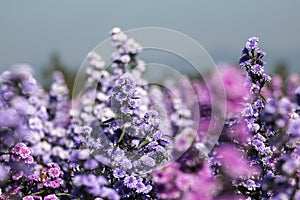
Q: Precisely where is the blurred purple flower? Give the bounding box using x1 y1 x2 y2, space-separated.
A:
216 144 259 178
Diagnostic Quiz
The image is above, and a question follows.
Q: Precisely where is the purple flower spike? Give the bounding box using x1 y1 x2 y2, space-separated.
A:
246 37 259 50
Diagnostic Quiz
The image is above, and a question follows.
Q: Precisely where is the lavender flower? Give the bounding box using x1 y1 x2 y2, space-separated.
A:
2 28 300 200
240 36 271 95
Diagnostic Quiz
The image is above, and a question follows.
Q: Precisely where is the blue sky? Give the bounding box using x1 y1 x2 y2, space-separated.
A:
0 1 299 75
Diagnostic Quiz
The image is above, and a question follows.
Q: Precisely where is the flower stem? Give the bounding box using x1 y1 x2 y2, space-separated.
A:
258 93 267 104
118 128 126 143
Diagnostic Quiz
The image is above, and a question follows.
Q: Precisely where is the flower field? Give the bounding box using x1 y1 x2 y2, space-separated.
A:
1 28 300 200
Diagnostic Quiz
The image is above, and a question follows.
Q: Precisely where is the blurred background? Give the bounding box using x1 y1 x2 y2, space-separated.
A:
0 0 299 90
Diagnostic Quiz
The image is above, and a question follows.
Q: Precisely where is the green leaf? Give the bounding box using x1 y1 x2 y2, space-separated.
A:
138 140 150 149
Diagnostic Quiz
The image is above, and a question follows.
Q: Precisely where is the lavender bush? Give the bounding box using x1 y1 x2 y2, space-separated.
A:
0 28 299 200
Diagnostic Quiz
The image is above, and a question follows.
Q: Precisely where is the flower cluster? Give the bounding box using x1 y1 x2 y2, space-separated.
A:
10 143 34 163
1 28 300 200
67 28 174 199
0 67 71 199
40 163 64 189
240 37 271 94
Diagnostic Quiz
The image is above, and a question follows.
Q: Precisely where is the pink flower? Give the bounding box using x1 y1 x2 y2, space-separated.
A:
217 195 246 200
20 147 32 159
49 180 60 188
218 65 249 114
12 171 23 180
10 143 34 163
217 144 260 178
46 162 60 169
158 187 181 200
184 162 219 199
174 128 195 152
271 75 283 98
23 196 42 200
175 173 194 191
23 196 34 200
44 194 58 200
226 121 250 145
183 191 210 200
25 156 34 164
40 162 63 189
153 163 179 184
48 167 61 178
43 177 63 188
52 178 64 188
11 186 21 195
28 174 40 181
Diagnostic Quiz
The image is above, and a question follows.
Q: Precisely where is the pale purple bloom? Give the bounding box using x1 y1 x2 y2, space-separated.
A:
289 118 300 137
135 181 146 193
0 108 20 127
153 131 163 140
120 55 130 63
83 159 99 170
0 165 9 183
282 159 300 175
278 98 292 115
129 99 138 108
174 128 195 152
246 37 259 50
124 175 137 188
131 139 140 147
143 184 152 193
28 117 43 130
174 134 190 152
140 155 156 167
113 168 126 178
252 64 264 74
101 187 120 200
77 149 90 160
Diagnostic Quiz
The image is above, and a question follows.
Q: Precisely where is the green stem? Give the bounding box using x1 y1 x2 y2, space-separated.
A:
118 128 126 143
258 93 267 104
56 193 72 197
164 135 174 139
29 190 45 196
